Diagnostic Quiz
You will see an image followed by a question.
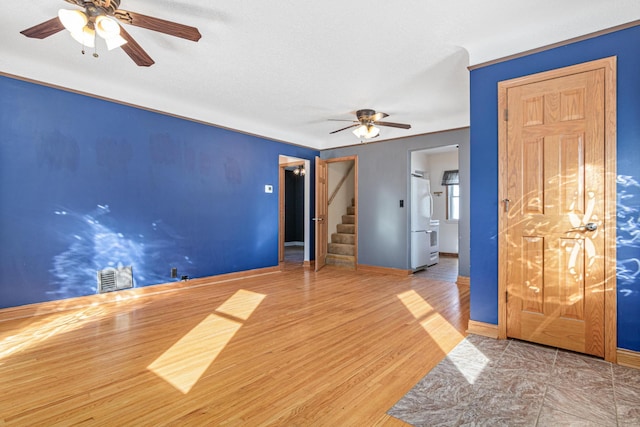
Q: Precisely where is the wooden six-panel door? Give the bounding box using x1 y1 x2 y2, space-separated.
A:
502 64 611 357
315 157 328 271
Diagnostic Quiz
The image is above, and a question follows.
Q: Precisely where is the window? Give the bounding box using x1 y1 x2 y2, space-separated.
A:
442 170 459 221
446 184 460 220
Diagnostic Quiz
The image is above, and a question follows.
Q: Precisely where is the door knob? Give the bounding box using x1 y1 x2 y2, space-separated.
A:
570 222 597 231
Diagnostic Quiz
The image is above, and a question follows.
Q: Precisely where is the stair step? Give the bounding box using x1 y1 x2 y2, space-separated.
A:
328 243 355 256
342 214 355 224
326 253 356 269
331 233 355 244
337 223 355 234
347 206 355 215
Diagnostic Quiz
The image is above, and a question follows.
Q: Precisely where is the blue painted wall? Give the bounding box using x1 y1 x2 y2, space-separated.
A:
0 76 318 309
469 25 640 351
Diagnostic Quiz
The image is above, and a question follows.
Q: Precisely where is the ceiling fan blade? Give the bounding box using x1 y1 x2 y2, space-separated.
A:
330 124 359 134
327 119 358 122
375 121 412 129
20 17 65 39
371 112 389 122
119 26 155 67
114 10 202 41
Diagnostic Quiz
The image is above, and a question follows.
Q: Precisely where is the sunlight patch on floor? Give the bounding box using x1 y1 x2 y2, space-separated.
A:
0 303 108 361
397 289 436 320
147 289 266 394
397 289 486 384
147 314 242 394
216 289 267 320
445 339 489 384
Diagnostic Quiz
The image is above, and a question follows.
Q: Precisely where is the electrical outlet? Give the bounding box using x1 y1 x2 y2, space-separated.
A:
265 184 273 193
171 267 177 278
399 200 404 208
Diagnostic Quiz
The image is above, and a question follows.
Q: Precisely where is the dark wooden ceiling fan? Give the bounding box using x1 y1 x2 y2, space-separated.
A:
329 109 411 139
20 0 201 67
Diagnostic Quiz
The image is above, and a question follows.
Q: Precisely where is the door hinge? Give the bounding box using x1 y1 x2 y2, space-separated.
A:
504 109 509 121
505 291 509 303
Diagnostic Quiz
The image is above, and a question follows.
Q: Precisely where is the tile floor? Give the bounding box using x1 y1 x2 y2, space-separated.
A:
388 335 640 426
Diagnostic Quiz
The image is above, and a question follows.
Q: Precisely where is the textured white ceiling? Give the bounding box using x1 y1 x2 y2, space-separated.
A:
1 1 638 150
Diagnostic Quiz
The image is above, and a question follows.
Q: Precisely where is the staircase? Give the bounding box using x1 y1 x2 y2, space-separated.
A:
326 202 356 269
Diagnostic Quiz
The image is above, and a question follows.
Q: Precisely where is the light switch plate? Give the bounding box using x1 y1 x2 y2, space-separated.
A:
265 185 273 193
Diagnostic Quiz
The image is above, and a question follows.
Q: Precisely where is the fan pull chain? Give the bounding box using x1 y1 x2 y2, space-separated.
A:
80 44 99 58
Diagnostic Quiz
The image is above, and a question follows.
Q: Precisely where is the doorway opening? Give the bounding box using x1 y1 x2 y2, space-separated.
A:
315 156 358 271
410 145 460 278
279 156 311 268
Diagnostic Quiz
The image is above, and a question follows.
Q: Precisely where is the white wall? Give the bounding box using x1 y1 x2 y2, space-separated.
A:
411 151 430 177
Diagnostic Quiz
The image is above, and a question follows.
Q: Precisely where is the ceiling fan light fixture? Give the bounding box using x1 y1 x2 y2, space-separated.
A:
353 124 379 139
95 15 121 39
352 124 367 138
104 34 127 50
70 26 96 48
366 125 380 138
58 9 88 33
96 16 127 50
103 33 127 50
330 109 410 138
23 2 202 67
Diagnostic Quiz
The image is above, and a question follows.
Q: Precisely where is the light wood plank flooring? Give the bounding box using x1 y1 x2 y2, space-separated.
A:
414 255 459 283
0 261 468 425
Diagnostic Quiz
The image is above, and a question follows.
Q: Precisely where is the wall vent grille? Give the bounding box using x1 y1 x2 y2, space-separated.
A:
97 266 133 293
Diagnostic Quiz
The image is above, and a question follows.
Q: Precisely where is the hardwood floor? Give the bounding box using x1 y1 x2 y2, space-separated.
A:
0 261 468 425
413 255 459 283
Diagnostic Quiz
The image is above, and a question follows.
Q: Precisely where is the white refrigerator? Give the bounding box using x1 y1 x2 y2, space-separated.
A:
411 174 433 270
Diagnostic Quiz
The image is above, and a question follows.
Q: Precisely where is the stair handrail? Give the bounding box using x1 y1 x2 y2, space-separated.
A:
328 162 355 206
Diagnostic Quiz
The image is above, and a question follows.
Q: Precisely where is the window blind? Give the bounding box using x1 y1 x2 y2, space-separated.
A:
442 170 459 186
